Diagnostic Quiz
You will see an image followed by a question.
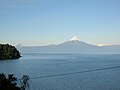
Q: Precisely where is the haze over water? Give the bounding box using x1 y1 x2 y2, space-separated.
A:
0 52 120 90
0 0 120 89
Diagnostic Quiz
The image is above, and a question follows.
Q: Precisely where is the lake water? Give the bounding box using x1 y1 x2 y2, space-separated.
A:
0 52 120 90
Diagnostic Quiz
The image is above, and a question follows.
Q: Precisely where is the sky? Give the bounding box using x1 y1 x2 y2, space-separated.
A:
0 0 120 46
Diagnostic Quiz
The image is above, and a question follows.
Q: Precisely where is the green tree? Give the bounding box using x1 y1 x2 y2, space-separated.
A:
0 73 20 90
0 44 21 60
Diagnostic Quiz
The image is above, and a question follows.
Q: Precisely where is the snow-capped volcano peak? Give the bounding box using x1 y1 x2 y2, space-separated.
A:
70 36 80 41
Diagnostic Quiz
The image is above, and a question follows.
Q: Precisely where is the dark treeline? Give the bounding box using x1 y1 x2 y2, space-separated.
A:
0 73 20 90
0 44 21 60
0 73 30 90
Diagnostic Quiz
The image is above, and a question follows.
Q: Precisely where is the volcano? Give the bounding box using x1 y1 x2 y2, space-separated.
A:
18 36 120 52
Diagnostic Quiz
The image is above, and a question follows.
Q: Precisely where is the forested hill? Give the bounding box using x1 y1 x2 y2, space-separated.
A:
0 44 21 60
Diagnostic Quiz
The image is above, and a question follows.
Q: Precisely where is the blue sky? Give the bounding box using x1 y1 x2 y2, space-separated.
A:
0 0 120 46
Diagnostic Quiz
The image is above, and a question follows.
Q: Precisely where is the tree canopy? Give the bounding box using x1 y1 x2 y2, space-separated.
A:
0 73 20 90
0 44 21 60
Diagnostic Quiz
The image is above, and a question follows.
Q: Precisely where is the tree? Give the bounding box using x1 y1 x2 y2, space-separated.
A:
0 73 20 90
0 44 21 60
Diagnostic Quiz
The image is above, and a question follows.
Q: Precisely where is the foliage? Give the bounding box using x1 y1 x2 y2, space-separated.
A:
0 73 20 90
20 75 30 90
0 44 21 60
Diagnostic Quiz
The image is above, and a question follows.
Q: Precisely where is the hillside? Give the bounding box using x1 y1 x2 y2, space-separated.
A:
0 44 21 60
18 40 120 53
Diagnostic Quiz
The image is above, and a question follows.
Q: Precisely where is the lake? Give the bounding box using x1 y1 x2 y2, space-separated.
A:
0 52 120 90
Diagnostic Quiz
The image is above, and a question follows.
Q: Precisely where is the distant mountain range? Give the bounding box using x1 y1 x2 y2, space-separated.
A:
17 36 120 52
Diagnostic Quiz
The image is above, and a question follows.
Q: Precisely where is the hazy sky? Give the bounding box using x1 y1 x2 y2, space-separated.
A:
0 0 120 46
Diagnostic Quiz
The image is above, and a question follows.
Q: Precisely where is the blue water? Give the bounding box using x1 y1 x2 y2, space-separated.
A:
0 52 120 90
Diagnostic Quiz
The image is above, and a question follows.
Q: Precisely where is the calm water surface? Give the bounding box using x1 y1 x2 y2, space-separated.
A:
0 52 120 90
